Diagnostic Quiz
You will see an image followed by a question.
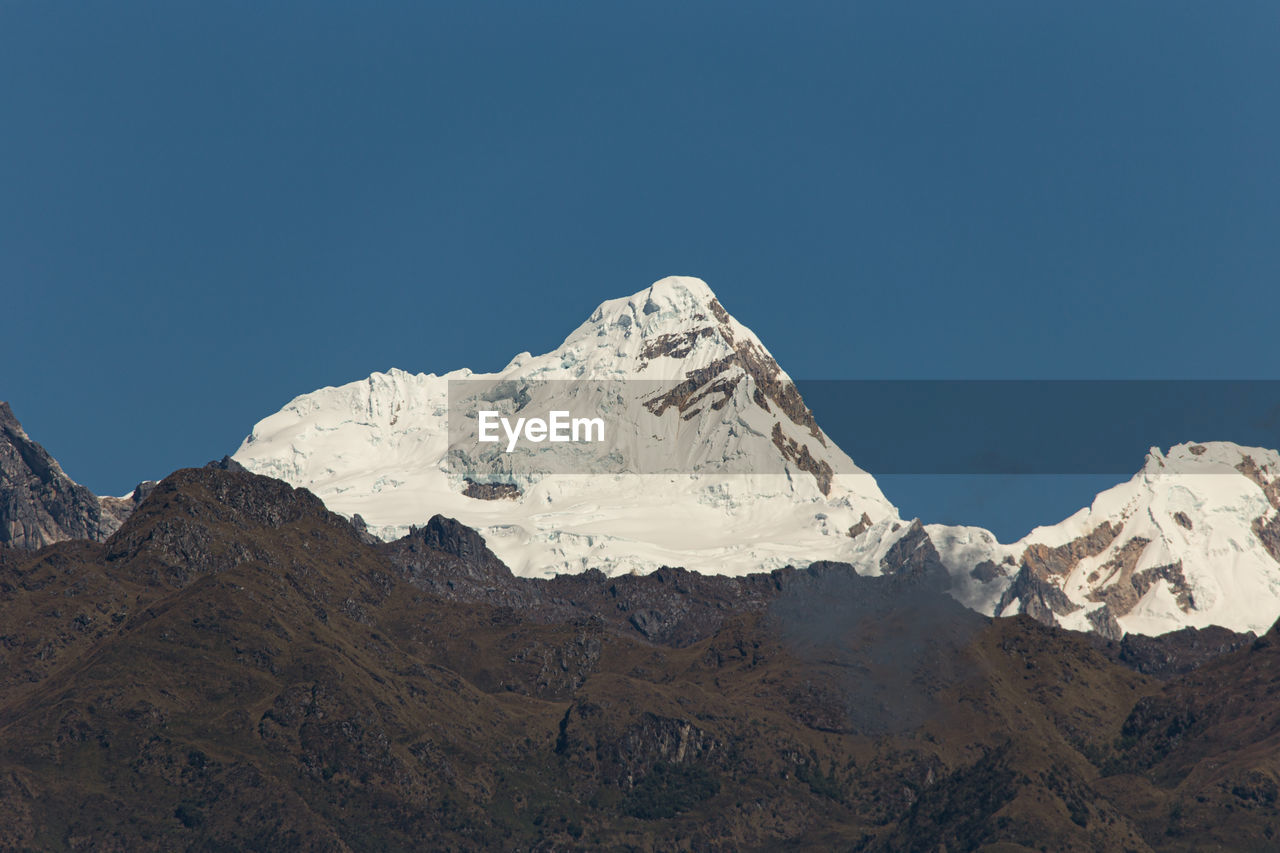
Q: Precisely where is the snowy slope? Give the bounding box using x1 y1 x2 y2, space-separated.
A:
233 277 904 577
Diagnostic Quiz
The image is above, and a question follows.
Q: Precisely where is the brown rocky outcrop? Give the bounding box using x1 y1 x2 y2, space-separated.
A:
1238 455 1280 563
770 422 834 495
847 512 873 539
994 563 1081 626
636 293 834 493
461 478 522 500
1020 521 1120 577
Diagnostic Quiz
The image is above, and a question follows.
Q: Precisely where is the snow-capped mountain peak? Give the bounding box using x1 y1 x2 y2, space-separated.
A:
234 277 898 577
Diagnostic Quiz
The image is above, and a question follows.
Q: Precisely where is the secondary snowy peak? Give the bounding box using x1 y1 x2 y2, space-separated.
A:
233 277 900 578
928 441 1280 637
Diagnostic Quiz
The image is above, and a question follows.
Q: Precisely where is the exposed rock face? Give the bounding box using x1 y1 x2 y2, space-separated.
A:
637 326 717 364
631 290 824 444
461 478 522 500
1083 537 1153 610
992 527 1199 632
1239 455 1280 563
643 370 741 421
0 402 123 549
770 422 833 495
969 559 1005 583
984 522 1126 629
878 520 951 592
847 511 873 539
635 287 832 492
994 562 1081 626
1238 454 1280 507
1256 514 1280 564
1112 625 1257 678
347 512 382 545
417 513 500 562
388 513 516 593
1086 604 1123 642
1020 522 1120 577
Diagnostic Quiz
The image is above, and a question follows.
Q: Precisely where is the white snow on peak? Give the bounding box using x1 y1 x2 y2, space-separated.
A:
234 277 901 579
502 275 769 382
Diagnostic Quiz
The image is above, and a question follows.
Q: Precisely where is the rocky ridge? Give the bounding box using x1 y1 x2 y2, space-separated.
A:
0 401 152 550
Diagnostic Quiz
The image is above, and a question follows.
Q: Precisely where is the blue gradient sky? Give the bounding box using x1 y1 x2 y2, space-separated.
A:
3 2 1278 541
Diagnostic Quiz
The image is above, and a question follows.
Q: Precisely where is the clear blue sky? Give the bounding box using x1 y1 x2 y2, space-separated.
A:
3 2 1278 541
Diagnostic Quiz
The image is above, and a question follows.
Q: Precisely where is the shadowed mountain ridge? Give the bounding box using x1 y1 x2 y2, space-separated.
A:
2 465 1279 849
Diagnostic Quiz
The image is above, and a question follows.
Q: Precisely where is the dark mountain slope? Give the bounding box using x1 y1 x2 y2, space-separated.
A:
1102 622 1280 849
0 466 1277 850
